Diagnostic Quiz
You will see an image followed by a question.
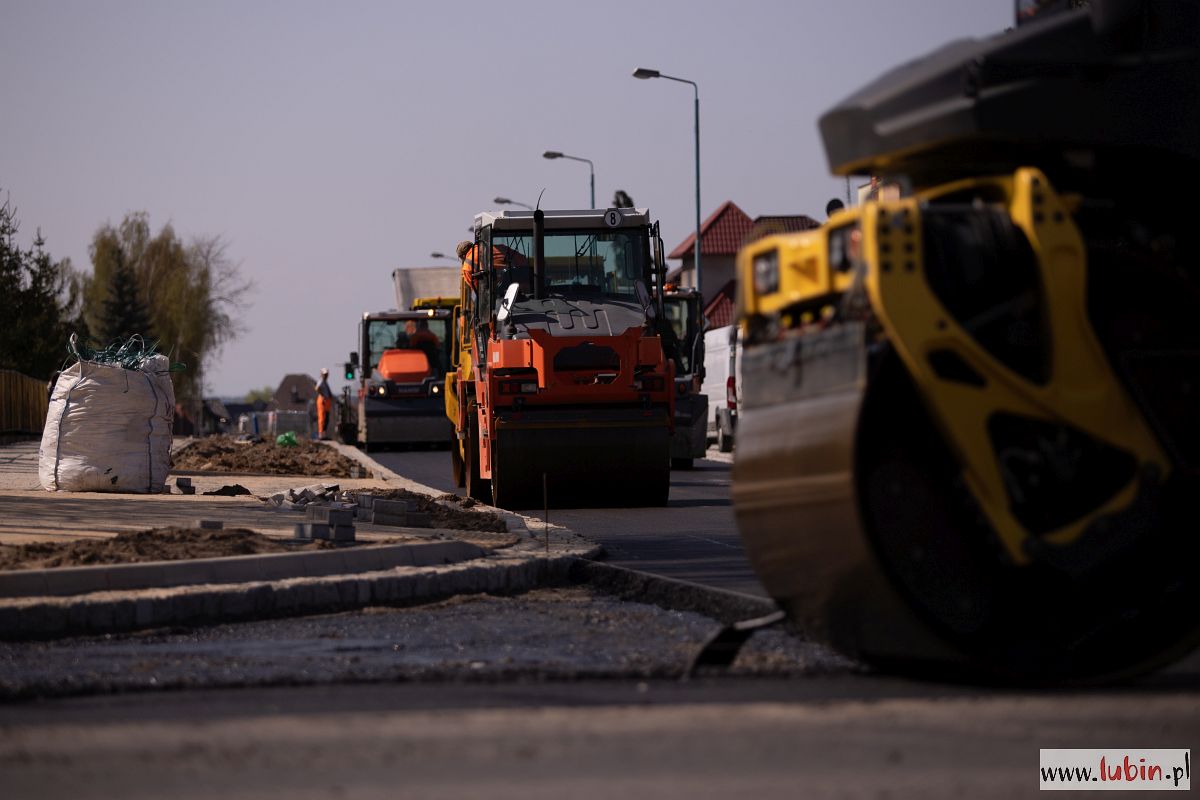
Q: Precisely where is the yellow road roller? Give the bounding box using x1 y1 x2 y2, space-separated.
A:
732 0 1199 681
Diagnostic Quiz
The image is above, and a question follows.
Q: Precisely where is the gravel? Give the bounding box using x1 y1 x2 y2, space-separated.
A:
0 587 852 698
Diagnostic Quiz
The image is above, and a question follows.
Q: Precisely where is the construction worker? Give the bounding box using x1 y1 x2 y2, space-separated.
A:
315 368 333 440
408 319 440 349
456 239 529 290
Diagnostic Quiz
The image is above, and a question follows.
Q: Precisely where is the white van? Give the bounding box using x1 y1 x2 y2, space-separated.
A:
700 324 740 452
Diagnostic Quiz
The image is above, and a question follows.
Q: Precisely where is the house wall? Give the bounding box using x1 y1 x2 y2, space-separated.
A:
674 254 736 306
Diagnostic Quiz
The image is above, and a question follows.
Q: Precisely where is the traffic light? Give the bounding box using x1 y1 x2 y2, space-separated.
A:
343 362 355 381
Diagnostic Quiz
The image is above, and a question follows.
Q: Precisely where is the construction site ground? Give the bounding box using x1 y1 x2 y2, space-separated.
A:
0 440 513 554
1 439 1198 799
171 434 364 479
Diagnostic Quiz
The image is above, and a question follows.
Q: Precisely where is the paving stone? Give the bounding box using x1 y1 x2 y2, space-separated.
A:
196 519 224 530
0 603 23 635
219 588 253 618
293 522 331 540
85 600 116 632
306 505 354 526
368 511 408 527
330 524 356 542
111 598 135 631
134 598 155 627
371 498 411 517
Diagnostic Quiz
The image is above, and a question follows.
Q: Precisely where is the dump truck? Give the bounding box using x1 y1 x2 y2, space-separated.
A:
663 286 708 469
447 207 675 508
339 267 461 449
732 0 1199 682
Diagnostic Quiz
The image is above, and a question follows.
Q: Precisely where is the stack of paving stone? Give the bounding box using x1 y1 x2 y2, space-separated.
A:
357 495 431 528
293 503 356 542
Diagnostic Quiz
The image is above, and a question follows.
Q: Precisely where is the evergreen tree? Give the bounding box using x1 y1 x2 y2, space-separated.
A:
97 258 154 344
0 193 76 379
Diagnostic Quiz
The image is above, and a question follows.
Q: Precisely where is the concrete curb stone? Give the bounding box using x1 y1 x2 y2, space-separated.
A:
0 547 595 640
0 541 488 599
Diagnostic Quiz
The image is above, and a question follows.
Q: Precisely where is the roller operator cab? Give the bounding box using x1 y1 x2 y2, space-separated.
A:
348 308 454 450
733 0 1200 682
448 207 675 509
663 287 709 469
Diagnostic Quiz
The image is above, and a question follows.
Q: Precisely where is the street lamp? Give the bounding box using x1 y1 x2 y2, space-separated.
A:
493 196 533 210
633 67 701 302
543 151 595 209
430 251 457 261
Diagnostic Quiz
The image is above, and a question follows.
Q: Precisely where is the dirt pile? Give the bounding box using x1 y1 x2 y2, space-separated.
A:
0 528 333 571
173 436 362 478
364 489 509 533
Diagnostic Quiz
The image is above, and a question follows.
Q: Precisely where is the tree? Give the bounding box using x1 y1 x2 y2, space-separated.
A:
82 213 252 407
243 385 275 405
0 192 80 379
97 260 153 344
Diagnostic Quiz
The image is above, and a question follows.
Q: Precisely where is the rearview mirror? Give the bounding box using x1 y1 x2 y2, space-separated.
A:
635 280 656 319
496 282 520 324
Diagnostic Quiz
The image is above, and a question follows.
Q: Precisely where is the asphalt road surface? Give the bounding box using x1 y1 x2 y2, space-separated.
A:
3 588 1197 800
372 447 765 597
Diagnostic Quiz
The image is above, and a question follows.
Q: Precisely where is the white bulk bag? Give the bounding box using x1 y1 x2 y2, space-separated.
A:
39 354 175 493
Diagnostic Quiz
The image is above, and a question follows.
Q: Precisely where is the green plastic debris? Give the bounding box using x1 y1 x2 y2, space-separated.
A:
276 431 299 447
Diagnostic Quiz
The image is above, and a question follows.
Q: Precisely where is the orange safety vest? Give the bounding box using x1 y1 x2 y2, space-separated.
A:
460 244 528 288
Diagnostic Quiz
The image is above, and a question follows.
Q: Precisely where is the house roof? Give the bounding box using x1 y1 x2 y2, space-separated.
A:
274 374 318 411
744 214 821 244
702 280 738 329
668 201 755 259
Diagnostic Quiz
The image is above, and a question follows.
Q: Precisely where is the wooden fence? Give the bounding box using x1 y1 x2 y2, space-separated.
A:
0 369 49 438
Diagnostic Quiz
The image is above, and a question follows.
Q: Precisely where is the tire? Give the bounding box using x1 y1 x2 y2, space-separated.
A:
464 410 491 503
671 457 694 470
450 437 466 488
717 426 733 453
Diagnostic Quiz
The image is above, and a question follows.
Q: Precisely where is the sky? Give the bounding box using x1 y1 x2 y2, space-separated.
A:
1 0 1012 397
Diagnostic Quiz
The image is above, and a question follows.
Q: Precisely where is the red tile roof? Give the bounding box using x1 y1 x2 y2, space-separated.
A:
702 280 737 329
745 214 821 243
668 201 755 259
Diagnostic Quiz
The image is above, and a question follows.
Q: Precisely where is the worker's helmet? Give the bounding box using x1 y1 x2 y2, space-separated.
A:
320 367 329 376
455 240 473 260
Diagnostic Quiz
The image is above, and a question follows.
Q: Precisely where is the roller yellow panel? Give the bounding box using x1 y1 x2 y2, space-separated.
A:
864 170 1169 561
737 223 857 319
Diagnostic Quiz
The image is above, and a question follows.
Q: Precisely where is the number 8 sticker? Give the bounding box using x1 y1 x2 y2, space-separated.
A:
604 209 621 227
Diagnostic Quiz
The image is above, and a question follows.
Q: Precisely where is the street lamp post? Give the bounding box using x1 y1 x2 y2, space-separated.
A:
430 251 457 261
543 151 595 209
493 196 533 210
633 67 701 302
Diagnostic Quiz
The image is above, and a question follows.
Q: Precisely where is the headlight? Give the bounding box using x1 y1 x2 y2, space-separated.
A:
752 249 779 294
828 223 862 274
376 385 387 397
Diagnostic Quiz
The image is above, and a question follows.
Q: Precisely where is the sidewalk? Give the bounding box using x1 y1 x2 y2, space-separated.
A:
0 438 597 639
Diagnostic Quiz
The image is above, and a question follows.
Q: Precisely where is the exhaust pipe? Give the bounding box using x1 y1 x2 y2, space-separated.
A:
533 209 545 300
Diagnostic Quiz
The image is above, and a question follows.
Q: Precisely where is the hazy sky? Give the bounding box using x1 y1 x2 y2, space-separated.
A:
2 0 1011 396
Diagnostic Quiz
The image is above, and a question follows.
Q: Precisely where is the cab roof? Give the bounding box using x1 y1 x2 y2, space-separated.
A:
474 208 650 232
